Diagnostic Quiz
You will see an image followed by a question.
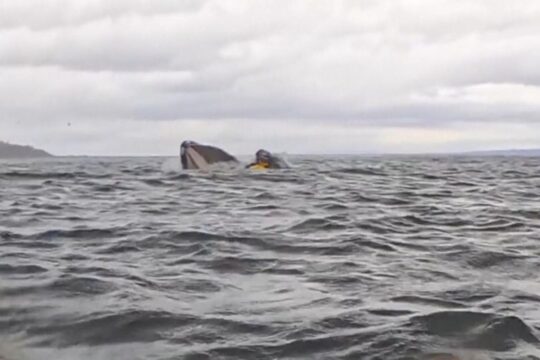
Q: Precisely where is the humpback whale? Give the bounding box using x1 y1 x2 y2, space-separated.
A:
180 140 239 170
180 141 288 170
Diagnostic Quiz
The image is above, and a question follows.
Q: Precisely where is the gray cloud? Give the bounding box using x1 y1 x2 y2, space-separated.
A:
0 0 207 30
2 0 540 155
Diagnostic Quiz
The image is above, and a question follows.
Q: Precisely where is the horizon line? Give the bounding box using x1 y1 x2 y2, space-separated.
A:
41 147 540 158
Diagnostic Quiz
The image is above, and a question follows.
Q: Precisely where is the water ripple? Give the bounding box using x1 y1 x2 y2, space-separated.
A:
1 155 540 359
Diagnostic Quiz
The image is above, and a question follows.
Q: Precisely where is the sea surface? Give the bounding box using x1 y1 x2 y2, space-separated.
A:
1 155 540 360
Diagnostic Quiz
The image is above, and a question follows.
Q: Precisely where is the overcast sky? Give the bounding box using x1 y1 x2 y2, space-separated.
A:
2 0 540 155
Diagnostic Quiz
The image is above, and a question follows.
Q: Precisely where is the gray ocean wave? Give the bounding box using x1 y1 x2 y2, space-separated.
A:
1 155 540 360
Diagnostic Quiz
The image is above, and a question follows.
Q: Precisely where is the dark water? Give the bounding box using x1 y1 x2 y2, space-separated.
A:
1 156 540 360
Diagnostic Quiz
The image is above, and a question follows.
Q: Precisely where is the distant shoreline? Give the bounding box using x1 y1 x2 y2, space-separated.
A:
10 152 539 158
1 142 539 158
0 141 52 159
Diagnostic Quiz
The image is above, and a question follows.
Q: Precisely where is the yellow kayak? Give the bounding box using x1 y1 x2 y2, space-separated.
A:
249 163 269 170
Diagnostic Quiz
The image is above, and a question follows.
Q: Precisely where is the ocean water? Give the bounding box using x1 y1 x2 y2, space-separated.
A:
1 155 540 360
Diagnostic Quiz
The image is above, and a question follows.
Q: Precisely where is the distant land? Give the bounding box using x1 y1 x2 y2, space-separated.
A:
0 140 538 158
0 141 53 158
357 148 540 157
461 148 540 156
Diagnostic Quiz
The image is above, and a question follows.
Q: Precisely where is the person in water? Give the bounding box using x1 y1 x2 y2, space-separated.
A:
246 149 282 169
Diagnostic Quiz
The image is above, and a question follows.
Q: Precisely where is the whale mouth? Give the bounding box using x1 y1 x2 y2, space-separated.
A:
180 141 238 170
